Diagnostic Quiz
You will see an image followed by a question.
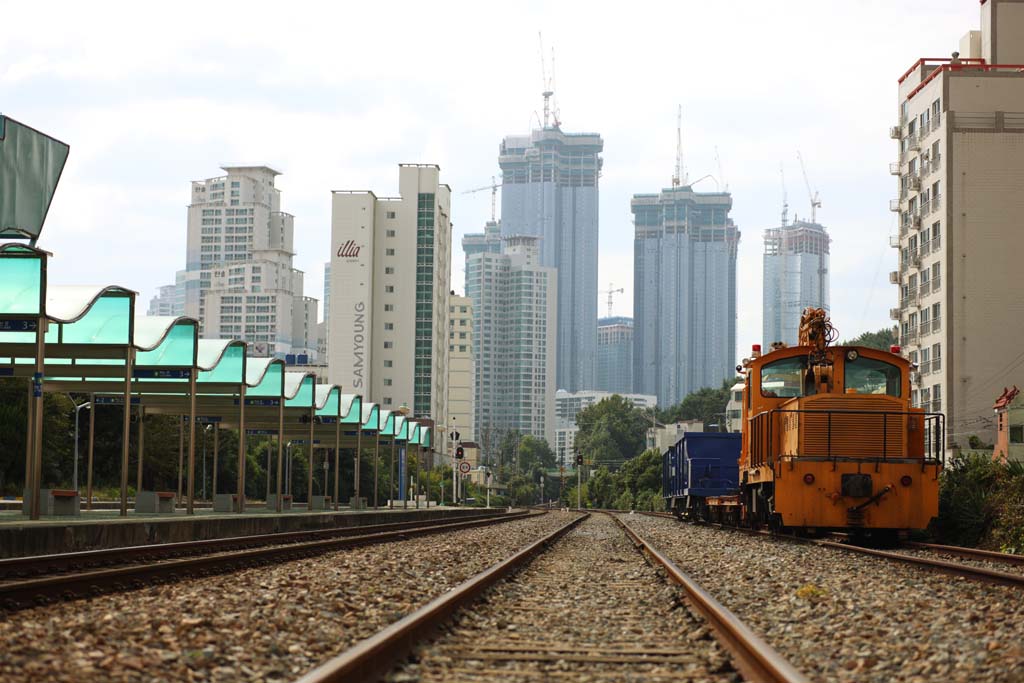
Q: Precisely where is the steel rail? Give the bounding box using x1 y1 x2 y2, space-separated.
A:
0 510 520 579
0 511 537 611
293 513 588 683
643 513 1024 589
902 540 1024 567
610 513 811 683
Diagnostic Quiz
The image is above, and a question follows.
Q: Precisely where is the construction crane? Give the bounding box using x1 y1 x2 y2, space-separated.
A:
779 162 789 226
601 282 624 318
672 105 686 187
463 176 502 222
796 151 822 224
538 33 560 129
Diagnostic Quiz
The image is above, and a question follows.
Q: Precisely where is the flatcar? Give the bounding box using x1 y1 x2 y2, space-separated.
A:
662 432 741 522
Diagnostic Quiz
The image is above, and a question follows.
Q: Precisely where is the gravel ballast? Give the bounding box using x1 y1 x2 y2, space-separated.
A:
619 513 1024 683
0 512 577 682
390 513 737 683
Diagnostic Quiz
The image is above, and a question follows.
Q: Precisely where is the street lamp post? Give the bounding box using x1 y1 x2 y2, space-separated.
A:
73 401 91 492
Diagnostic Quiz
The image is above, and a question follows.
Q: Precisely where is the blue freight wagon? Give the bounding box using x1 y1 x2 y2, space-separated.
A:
662 432 741 520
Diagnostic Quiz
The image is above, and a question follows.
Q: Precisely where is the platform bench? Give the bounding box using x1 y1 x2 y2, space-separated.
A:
213 493 240 512
135 490 175 514
22 489 81 516
266 494 293 511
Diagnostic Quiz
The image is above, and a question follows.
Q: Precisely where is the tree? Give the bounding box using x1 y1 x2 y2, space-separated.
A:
843 327 897 351
575 395 648 468
658 382 732 429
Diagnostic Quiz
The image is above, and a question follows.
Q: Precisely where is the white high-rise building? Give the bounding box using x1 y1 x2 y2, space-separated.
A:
148 270 185 317
553 389 657 469
464 233 556 447
762 219 830 347
183 165 317 359
891 0 1024 447
328 164 452 426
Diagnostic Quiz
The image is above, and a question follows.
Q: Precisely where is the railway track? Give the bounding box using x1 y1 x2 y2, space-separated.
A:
0 510 533 610
638 511 1024 588
297 512 809 683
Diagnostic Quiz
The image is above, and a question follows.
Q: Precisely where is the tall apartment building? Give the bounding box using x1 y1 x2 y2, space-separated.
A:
328 164 452 425
499 126 603 392
464 233 557 447
596 316 634 394
183 165 317 358
763 218 830 347
633 185 740 407
890 0 1024 447
147 271 185 316
447 295 475 445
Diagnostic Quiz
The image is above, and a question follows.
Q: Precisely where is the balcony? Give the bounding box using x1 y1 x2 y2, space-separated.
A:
889 162 901 175
919 200 930 216
933 194 942 212
919 359 932 375
919 280 931 296
889 199 901 212
932 317 942 333
907 135 921 151
933 357 942 372
912 371 922 386
909 175 921 191
890 125 902 139
911 214 922 229
920 119 931 137
932 237 941 253
901 291 918 307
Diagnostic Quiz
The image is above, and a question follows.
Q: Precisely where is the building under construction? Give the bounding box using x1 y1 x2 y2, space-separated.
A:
762 218 830 347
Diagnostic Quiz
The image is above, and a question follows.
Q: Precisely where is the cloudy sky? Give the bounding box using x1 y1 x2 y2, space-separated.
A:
1 0 979 359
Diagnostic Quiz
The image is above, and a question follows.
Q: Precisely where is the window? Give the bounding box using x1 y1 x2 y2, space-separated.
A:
386 229 396 237
844 356 902 397
383 378 392 386
459 345 467 352
383 341 393 349
385 286 394 293
760 356 807 398
1011 425 1024 444
384 360 393 368
385 267 395 274
932 343 941 359
384 323 394 330
932 383 942 407
932 262 941 280
386 212 396 219
386 248 395 256
384 304 394 312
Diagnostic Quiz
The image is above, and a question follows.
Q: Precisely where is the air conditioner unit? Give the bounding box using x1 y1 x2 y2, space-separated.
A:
890 308 901 320
911 372 922 386
889 126 901 139
912 214 922 228
909 176 921 191
889 271 900 284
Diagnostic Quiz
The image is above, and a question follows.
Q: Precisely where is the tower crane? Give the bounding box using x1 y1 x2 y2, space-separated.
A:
462 176 502 222
796 151 822 224
601 282 624 318
779 162 789 226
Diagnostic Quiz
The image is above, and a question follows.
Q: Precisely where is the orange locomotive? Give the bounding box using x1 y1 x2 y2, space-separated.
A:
732 309 943 538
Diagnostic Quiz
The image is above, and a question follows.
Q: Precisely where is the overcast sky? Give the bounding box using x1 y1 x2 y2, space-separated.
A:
1 0 980 360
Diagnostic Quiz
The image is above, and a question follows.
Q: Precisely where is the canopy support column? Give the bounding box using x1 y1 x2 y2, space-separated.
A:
86 393 95 511
276 399 284 513
212 425 219 499
307 406 314 510
373 431 380 509
29 319 45 520
186 368 197 515
24 382 34 518
354 426 362 504
333 417 340 512
136 405 145 494
119 350 133 517
236 384 246 513
390 437 396 510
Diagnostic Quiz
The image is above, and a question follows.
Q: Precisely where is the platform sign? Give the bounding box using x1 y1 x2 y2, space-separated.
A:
291 439 321 445
94 396 141 405
319 417 337 424
0 319 38 332
398 445 407 501
0 368 12 376
236 398 280 407
246 429 277 436
459 460 471 475
134 368 190 379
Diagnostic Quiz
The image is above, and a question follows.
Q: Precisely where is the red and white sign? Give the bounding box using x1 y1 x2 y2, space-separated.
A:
458 460 471 474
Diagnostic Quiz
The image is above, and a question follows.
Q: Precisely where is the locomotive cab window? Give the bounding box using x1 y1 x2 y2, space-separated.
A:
760 356 807 398
844 357 902 397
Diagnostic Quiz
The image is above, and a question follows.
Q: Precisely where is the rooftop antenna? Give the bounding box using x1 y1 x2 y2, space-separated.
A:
779 162 789 226
714 146 727 191
797 150 822 223
672 105 687 186
539 32 554 129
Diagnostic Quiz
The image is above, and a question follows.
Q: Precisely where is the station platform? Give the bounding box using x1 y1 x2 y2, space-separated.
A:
0 504 500 559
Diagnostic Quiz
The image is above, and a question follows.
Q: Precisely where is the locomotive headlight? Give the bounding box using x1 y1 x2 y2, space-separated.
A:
846 350 859 362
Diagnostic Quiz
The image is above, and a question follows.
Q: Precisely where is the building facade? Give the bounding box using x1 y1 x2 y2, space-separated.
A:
891 0 1024 447
762 219 830 347
447 294 476 445
596 316 634 394
499 127 603 392
633 185 740 407
147 271 185 317
328 164 452 427
183 165 317 358
464 233 557 447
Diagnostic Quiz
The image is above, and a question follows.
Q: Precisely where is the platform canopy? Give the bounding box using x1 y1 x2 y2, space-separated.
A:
0 116 70 243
